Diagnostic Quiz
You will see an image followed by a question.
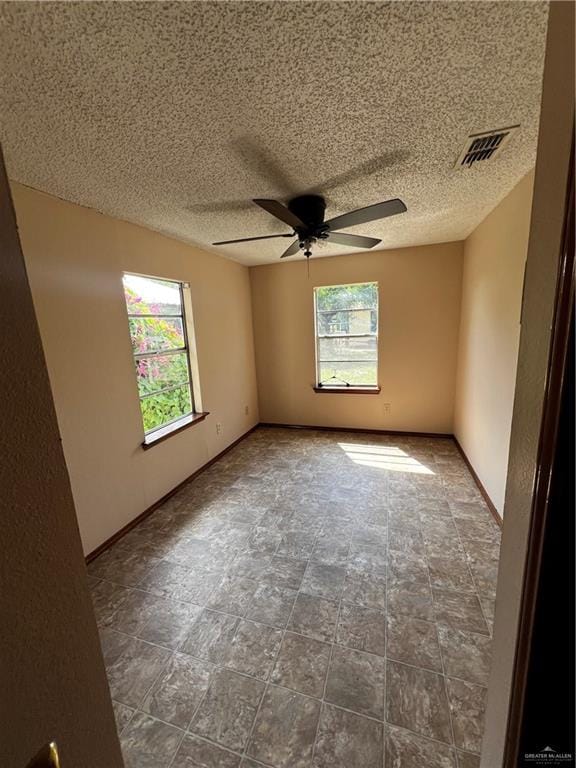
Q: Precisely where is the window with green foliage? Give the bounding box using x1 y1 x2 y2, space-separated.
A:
314 282 379 387
123 274 195 436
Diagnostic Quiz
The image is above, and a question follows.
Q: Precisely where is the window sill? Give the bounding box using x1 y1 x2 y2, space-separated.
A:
142 412 209 449
313 385 381 395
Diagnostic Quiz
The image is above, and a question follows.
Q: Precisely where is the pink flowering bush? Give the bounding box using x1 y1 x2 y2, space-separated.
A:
125 288 192 432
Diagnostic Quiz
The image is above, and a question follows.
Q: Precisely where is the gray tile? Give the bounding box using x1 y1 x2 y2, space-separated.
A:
311 533 350 566
230 505 266 526
95 430 495 766
120 711 183 768
386 661 452 743
342 569 386 610
438 626 492 686
351 526 388 548
420 517 459 540
387 614 443 672
99 627 134 667
455 517 500 543
89 547 162 588
461 536 500 564
301 562 347 600
313 703 383 768
190 668 264 752
388 527 426 557
139 561 221 604
166 536 232 570
276 529 317 558
112 700 134 734
325 645 386 719
385 725 457 767
428 556 476 593
448 502 489 520
171 734 241 768
87 574 102 590
137 600 201 649
245 583 297 628
142 652 214 729
337 603 386 656
422 527 466 559
107 637 172 708
348 542 387 574
387 584 434 621
91 580 132 624
224 619 282 680
271 631 331 698
287 593 339 642
207 574 259 617
180 609 239 663
479 595 496 630
457 751 481 768
244 526 282 554
388 552 429 586
230 553 272 581
468 560 499 597
432 589 489 635
247 685 320 768
416 499 452 517
388 507 421 530
446 677 487 753
265 556 307 590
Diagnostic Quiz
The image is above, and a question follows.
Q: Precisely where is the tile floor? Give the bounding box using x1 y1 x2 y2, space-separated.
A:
88 427 501 768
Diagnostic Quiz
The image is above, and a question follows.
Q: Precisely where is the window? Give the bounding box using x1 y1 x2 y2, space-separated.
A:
314 281 379 390
123 273 202 445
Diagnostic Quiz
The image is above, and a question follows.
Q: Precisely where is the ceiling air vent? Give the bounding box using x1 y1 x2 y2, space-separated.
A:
456 125 519 168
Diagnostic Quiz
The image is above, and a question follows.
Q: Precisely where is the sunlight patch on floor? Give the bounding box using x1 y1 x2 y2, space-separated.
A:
338 443 435 474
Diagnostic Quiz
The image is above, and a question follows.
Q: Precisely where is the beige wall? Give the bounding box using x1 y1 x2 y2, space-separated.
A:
454 171 535 516
1 152 122 767
12 183 259 555
250 242 463 433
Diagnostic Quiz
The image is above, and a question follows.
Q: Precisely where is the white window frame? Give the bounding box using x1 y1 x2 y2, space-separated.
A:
123 272 204 446
313 281 379 390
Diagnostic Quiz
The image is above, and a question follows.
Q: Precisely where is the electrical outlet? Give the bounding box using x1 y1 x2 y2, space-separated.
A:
244 405 249 416
383 402 391 416
216 422 222 435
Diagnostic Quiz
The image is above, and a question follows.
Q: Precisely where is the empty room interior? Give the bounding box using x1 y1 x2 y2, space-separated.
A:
1 3 574 768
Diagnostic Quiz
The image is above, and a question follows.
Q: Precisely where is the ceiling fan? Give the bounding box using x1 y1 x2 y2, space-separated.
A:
213 194 407 259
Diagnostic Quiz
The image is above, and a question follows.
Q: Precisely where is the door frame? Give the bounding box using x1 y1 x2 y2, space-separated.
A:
503 136 574 765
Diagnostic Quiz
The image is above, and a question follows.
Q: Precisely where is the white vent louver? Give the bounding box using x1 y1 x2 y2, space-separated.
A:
456 125 519 168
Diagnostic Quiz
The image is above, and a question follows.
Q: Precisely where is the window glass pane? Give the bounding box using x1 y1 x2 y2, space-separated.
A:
140 384 192 434
317 308 377 335
129 316 185 354
123 272 197 437
315 282 377 312
123 275 182 315
315 281 378 386
319 360 378 386
135 352 190 398
318 336 377 363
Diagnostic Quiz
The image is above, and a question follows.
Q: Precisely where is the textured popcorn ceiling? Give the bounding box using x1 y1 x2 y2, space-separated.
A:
0 1 548 266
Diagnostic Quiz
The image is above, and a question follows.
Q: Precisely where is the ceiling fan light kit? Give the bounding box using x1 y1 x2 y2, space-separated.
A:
213 193 407 260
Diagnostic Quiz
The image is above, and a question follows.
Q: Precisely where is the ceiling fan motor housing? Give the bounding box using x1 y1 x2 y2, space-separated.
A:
288 195 327 233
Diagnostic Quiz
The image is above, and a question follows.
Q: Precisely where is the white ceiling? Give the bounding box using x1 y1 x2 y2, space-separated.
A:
0 1 548 266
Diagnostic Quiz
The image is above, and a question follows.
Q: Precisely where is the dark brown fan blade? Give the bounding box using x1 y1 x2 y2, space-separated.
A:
213 233 293 245
327 232 382 249
325 198 407 231
253 199 306 230
280 239 301 259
